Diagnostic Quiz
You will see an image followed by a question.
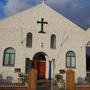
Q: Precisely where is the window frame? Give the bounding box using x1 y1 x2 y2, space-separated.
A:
66 51 76 68
50 34 56 49
26 32 32 48
3 47 15 66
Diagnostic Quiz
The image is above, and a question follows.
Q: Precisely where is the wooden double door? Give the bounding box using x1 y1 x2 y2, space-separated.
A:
33 61 46 79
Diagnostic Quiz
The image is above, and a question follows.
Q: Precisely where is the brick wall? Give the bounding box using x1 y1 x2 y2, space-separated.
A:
0 86 27 90
75 85 90 90
0 69 37 90
66 69 90 90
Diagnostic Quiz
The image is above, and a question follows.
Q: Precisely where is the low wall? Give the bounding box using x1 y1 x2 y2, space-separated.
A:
0 86 27 90
0 69 37 90
75 85 90 90
66 69 90 90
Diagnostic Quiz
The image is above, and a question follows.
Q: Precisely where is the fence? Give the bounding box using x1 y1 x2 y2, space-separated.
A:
0 69 37 90
0 86 27 90
0 82 27 90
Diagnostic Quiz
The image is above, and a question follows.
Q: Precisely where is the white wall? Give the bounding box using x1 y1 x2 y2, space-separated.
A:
0 3 89 82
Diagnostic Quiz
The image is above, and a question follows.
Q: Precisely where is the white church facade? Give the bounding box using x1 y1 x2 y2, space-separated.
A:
0 3 90 82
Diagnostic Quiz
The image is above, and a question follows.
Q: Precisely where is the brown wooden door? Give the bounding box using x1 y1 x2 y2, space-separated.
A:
33 61 46 79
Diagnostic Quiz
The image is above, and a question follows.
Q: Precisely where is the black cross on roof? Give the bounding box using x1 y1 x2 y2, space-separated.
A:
37 18 48 33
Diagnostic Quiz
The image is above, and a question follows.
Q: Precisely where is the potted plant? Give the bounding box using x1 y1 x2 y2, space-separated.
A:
18 73 28 85
55 74 65 89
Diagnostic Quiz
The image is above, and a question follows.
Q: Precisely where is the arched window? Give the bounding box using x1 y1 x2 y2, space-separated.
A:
50 34 56 49
3 48 15 66
26 32 32 48
66 51 76 68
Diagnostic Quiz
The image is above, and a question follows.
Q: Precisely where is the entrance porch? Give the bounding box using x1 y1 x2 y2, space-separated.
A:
25 52 52 80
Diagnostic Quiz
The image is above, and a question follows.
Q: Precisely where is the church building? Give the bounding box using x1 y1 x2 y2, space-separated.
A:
0 2 90 82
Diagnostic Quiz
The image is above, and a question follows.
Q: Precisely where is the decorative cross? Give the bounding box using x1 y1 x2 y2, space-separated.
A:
37 18 48 33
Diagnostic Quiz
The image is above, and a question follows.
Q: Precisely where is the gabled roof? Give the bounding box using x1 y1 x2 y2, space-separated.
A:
0 3 85 32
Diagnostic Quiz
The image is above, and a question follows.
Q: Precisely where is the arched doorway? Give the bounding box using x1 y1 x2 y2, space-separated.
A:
33 52 46 79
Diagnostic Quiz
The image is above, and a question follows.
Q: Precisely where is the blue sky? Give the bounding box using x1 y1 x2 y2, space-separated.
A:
0 0 90 30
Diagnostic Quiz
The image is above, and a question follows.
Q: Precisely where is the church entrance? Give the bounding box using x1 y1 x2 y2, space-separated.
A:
33 52 46 79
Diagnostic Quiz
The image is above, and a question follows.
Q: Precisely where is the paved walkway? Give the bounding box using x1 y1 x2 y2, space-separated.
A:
37 80 65 90
37 80 50 90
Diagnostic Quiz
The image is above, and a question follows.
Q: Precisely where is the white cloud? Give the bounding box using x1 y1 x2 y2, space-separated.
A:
47 0 71 6
2 0 90 29
4 0 35 17
3 0 81 17
47 0 81 8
